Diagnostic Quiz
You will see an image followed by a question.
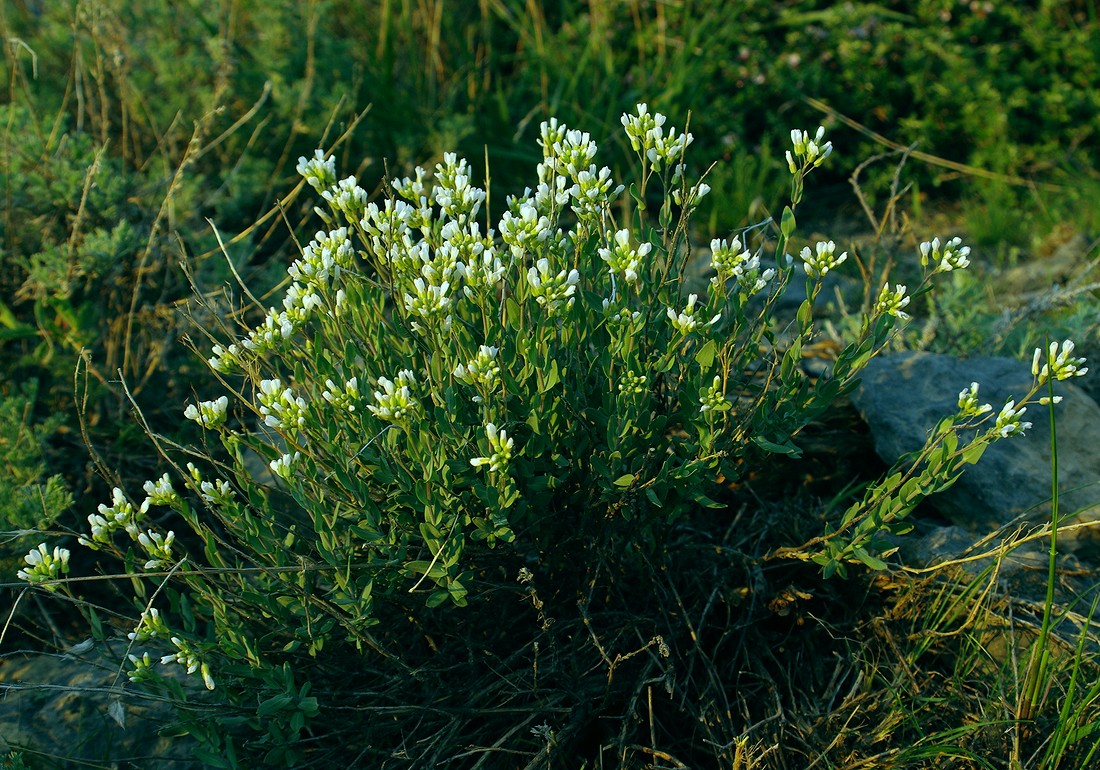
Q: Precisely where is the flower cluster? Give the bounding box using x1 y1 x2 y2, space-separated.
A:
618 370 648 397
873 283 911 320
143 473 180 508
269 451 302 482
994 399 1031 438
800 240 848 279
666 293 720 334
258 379 308 431
321 176 369 222
527 257 580 316
620 103 693 170
322 376 361 413
80 487 144 547
786 126 833 171
919 236 971 273
137 530 177 571
1032 339 1088 384
16 543 70 589
433 153 486 222
598 229 651 284
454 345 501 400
183 396 228 430
699 376 730 413
709 237 774 295
368 370 420 425
470 423 514 473
161 635 216 691
957 382 993 419
128 607 171 642
296 149 336 193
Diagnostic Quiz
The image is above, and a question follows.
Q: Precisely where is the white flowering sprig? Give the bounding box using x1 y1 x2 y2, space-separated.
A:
957 382 993 419
80 487 144 547
161 636 216 691
321 176 369 222
183 397 228 430
993 399 1031 438
569 165 623 220
290 227 354 288
402 277 454 333
666 293 720 335
142 473 181 511
454 345 501 402
873 283 911 320
699 376 731 413
296 149 337 193
199 478 236 506
433 153 486 222
128 607 171 643
368 370 420 426
322 377 361 413
500 203 553 257
258 379 308 432
207 342 243 374
269 451 302 482
709 237 775 296
551 129 598 179
598 229 652 284
620 103 693 172
527 258 580 317
919 236 971 273
1032 339 1088 384
800 240 848 279
16 543 70 590
137 530 177 571
470 423 514 473
786 126 833 172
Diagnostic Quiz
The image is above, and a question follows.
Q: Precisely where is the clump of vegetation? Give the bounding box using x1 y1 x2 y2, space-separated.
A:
13 106 1096 767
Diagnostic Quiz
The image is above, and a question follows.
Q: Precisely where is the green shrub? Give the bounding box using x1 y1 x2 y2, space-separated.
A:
16 108 1091 765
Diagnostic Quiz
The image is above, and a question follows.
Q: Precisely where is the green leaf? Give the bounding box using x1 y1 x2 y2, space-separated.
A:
257 694 294 718
694 339 717 368
781 206 796 239
853 547 889 571
796 299 813 330
752 436 802 457
612 473 635 488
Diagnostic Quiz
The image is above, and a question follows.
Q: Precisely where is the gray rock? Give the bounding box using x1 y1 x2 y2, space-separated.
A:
850 351 1100 544
0 640 204 768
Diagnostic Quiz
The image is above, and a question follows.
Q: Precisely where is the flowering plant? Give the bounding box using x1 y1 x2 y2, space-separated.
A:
17 107 1087 764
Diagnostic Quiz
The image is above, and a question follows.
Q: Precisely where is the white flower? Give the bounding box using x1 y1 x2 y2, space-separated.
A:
142 473 180 509
138 530 177 571
322 376 360 413
699 376 730 413
526 258 580 316
800 240 847 278
709 237 774 295
1032 339 1088 384
994 399 1031 438
183 396 229 430
368 374 420 425
666 293 720 334
16 543 70 589
454 345 501 399
257 379 308 431
957 382 993 418
788 126 833 171
269 451 302 481
470 423 514 473
919 236 971 273
296 149 337 192
873 283 911 320
598 229 651 284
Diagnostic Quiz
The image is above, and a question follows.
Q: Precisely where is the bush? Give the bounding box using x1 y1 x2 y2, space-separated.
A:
15 107 1091 765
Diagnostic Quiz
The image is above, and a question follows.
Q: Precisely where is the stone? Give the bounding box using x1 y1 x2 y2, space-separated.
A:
0 639 204 767
850 351 1100 545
